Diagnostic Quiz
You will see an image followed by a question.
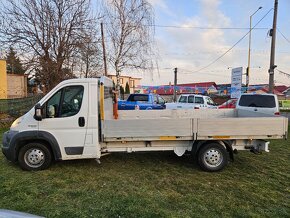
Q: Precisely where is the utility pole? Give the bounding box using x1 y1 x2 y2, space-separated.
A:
246 6 262 90
268 0 278 93
101 22 108 76
173 68 177 102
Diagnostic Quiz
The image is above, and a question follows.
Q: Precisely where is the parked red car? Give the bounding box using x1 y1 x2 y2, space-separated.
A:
218 99 237 109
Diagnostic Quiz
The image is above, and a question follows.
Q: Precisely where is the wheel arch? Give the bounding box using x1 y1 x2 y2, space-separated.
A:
11 131 62 162
192 140 234 161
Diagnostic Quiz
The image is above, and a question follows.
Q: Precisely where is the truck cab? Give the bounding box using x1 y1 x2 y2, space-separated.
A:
2 78 109 170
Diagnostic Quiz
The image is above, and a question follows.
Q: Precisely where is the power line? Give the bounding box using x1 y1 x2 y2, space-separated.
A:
277 69 290 78
180 8 273 75
178 68 231 78
277 28 290 44
96 21 269 30
150 24 268 30
161 50 290 56
274 80 290 85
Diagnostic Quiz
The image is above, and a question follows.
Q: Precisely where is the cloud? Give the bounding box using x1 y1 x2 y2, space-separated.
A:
200 0 231 26
141 0 290 86
143 0 235 84
147 0 168 11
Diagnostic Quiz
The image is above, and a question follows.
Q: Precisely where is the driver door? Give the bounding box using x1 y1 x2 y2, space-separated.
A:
39 83 88 159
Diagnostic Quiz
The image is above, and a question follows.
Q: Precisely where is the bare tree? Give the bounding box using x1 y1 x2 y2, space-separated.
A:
77 31 103 78
0 0 95 91
103 0 155 90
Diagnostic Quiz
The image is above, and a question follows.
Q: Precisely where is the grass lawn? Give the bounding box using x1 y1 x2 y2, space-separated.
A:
0 127 289 217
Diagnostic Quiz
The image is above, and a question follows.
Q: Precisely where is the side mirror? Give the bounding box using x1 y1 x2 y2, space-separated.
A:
34 103 43 121
48 105 56 118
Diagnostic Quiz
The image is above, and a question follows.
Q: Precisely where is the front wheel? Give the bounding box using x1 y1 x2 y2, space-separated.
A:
18 142 52 171
197 143 228 172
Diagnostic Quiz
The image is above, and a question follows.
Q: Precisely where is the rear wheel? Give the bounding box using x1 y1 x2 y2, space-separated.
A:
18 142 52 171
197 143 228 172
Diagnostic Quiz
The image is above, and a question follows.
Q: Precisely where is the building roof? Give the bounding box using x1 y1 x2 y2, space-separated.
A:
175 82 217 88
282 87 290 94
216 83 231 87
179 82 217 88
138 82 218 95
274 85 288 93
248 87 284 96
107 74 142 79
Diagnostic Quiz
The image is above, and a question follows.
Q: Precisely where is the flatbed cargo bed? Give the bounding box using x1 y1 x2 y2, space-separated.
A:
103 109 288 142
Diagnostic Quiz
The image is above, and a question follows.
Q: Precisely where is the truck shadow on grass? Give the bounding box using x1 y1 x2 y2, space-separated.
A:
1 151 260 174
48 152 201 172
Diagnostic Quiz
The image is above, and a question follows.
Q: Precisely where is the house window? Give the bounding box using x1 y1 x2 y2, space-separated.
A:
130 80 135 88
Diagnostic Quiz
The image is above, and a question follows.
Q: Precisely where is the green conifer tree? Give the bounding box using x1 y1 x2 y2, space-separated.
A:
120 85 125 99
6 47 26 74
125 82 130 94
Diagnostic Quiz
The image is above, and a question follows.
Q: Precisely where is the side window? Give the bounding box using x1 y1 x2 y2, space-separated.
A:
179 96 187 103
45 86 84 118
46 90 62 118
60 86 84 117
128 95 148 102
188 96 194 103
158 96 165 104
154 95 158 103
195 97 204 104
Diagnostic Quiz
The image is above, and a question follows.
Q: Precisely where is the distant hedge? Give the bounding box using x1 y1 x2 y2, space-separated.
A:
0 95 42 117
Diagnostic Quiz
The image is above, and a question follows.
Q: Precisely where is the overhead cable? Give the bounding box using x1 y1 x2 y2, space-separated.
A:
181 8 273 74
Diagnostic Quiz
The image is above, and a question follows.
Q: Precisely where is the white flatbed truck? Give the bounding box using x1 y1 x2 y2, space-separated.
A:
2 77 288 171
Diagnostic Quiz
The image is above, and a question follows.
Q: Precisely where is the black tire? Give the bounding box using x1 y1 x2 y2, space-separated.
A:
197 142 228 172
18 142 52 171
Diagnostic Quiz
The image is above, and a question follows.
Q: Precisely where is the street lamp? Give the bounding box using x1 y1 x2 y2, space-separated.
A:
246 6 262 90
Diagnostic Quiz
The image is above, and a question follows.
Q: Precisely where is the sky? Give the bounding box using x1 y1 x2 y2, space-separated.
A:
133 0 290 86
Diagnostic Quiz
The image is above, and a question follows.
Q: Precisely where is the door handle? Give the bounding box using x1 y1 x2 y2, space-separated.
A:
78 117 85 127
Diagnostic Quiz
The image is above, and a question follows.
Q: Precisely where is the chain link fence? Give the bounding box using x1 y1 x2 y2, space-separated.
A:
0 95 43 118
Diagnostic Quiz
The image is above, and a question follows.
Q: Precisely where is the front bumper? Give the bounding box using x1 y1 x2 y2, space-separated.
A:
2 130 19 162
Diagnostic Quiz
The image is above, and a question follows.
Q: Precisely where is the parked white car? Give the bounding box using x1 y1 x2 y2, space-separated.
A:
166 94 217 109
236 93 280 116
